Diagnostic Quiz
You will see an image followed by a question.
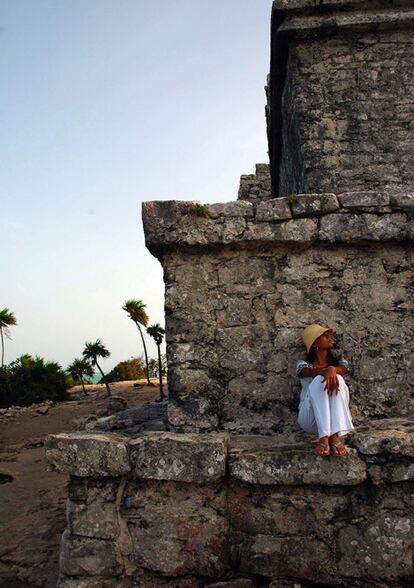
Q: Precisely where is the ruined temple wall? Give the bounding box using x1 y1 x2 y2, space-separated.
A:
47 426 414 587
165 241 414 435
268 0 414 196
278 28 414 195
142 192 414 435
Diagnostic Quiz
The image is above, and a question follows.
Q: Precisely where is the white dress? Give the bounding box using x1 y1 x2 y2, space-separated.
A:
295 358 354 438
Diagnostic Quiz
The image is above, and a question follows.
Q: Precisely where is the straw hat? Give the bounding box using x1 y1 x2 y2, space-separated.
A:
302 324 333 353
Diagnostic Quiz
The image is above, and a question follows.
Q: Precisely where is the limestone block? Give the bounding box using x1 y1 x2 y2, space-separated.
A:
127 482 229 577
244 218 318 243
207 201 254 219
228 438 366 486
59 577 132 588
46 433 130 478
256 198 292 221
67 498 120 540
129 432 227 483
352 420 414 458
132 569 199 587
216 325 272 374
368 462 414 484
207 581 255 588
168 396 219 433
290 193 339 217
319 212 406 242
389 191 414 210
337 513 414 580
129 512 229 577
338 191 390 208
59 530 123 577
238 534 331 582
222 218 247 243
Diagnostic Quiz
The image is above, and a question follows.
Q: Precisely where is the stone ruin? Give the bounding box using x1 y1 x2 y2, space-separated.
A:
47 1 414 586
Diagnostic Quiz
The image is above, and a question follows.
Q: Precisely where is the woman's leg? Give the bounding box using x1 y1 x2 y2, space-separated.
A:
329 375 354 437
307 374 354 437
307 375 332 438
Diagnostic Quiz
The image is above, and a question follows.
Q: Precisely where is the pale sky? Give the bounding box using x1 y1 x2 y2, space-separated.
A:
1 0 272 371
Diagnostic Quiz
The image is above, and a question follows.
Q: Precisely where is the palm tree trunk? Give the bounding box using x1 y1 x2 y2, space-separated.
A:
96 361 111 396
136 323 151 385
157 343 164 400
0 328 4 368
80 375 87 396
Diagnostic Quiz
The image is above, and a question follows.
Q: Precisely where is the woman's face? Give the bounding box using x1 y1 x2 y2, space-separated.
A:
313 330 333 349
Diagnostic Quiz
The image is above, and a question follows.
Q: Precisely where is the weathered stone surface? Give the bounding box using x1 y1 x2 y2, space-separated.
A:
238 534 331 581
132 569 199 587
67 497 120 540
352 418 414 458
390 191 414 210
207 201 254 219
168 396 219 432
160 240 414 433
238 163 272 203
207 580 255 588
244 217 319 242
256 197 292 221
87 402 168 435
228 437 366 485
59 530 123 577
59 577 132 588
129 432 228 483
124 480 229 577
338 191 390 208
290 193 339 217
319 212 407 242
337 512 414 580
269 2 414 195
368 462 414 484
46 433 130 477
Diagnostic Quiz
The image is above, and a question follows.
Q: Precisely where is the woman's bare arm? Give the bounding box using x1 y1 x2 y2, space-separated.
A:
300 365 348 378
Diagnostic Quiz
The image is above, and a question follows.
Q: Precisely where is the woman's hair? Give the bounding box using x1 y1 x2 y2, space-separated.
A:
305 346 341 366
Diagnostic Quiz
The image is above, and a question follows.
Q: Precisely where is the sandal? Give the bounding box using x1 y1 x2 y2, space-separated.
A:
330 439 348 457
314 440 330 457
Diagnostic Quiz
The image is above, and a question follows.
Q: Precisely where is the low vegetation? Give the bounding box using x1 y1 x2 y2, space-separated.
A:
0 354 68 408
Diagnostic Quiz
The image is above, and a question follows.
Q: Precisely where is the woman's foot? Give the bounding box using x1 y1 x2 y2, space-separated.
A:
329 433 348 457
314 436 330 457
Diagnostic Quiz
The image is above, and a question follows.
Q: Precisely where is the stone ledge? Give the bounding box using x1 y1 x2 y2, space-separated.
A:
46 433 130 478
129 431 228 483
46 421 414 486
228 435 366 486
350 417 414 458
142 192 413 258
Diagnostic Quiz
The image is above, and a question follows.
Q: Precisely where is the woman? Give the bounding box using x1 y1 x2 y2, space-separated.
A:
295 324 354 457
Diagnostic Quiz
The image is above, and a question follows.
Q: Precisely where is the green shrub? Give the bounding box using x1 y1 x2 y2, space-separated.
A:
102 356 146 383
0 355 69 408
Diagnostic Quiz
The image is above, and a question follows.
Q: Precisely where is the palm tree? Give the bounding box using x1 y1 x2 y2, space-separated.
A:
67 358 94 396
0 308 17 368
146 323 165 401
82 340 111 396
122 299 152 385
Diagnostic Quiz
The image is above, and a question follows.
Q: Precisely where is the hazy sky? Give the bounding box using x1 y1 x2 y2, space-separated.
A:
1 0 272 371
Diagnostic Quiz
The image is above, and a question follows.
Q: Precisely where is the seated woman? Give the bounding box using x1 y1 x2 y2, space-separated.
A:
295 323 354 457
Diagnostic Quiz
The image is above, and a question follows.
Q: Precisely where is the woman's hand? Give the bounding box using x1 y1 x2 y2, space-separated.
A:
322 366 339 396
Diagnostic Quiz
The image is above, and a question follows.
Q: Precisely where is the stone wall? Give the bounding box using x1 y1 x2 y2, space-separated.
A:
238 164 272 204
142 191 414 435
46 421 414 587
268 0 414 196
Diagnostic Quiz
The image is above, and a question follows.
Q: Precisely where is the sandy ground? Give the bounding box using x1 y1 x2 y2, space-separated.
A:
0 379 165 588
